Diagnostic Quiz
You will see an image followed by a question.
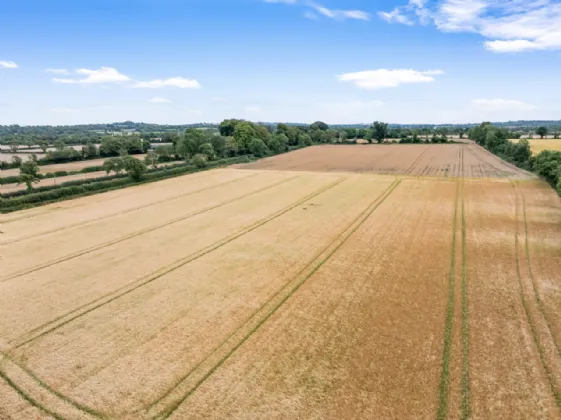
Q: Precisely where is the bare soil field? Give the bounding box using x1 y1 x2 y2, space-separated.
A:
0 144 560 420
0 154 147 178
241 143 532 179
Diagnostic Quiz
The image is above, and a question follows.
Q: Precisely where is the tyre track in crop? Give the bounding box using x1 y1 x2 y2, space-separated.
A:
150 179 402 420
436 177 460 420
512 182 561 412
519 186 561 362
11 177 346 350
1 172 257 245
459 161 470 420
405 145 430 175
1 175 296 282
0 353 102 420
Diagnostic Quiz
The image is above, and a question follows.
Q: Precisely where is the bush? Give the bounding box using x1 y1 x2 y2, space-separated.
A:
198 143 216 160
248 138 269 157
192 154 208 168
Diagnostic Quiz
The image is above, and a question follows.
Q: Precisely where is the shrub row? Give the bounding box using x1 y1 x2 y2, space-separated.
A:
0 156 254 212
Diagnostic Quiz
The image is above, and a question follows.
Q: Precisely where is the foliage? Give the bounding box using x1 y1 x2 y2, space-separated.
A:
310 121 329 131
537 126 548 139
371 121 389 144
18 160 41 190
198 143 216 160
122 156 147 181
11 156 22 167
192 154 208 168
248 138 269 157
234 122 257 152
102 157 125 175
144 151 159 168
224 137 238 157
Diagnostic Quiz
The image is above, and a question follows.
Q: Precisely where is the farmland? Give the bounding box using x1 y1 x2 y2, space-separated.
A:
511 139 561 154
1 144 560 419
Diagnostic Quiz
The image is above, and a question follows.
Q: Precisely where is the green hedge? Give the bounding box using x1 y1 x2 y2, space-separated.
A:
0 155 254 213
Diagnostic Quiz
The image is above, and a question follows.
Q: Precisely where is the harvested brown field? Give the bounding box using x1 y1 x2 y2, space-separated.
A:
241 143 532 178
1 144 560 420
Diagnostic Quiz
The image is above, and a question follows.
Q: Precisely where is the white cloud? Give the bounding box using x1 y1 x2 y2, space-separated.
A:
472 98 538 111
50 108 80 113
45 68 70 75
133 77 201 89
149 97 171 103
338 68 444 90
378 8 413 25
0 61 18 69
311 3 370 20
53 67 130 84
380 0 561 53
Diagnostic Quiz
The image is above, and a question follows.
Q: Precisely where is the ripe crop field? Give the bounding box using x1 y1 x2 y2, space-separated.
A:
1 144 560 419
512 139 561 154
242 143 530 178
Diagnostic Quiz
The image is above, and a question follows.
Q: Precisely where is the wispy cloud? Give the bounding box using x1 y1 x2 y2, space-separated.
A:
471 98 538 111
133 77 201 89
338 68 444 90
0 61 18 69
378 0 561 53
149 97 172 103
53 67 130 84
45 68 71 75
263 0 370 21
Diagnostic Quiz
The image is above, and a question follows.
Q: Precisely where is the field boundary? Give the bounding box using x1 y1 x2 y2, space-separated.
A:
1 175 299 282
150 179 403 420
11 177 346 349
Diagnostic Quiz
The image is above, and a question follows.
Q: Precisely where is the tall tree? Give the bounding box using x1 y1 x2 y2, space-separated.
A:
537 126 548 139
371 121 389 144
18 160 41 190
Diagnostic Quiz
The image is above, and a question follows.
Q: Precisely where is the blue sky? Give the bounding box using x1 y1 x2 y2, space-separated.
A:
1 0 560 125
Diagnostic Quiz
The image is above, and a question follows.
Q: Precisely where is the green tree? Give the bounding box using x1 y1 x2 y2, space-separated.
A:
537 126 548 139
122 156 147 181
144 151 159 168
310 121 329 131
219 119 242 137
18 160 41 190
224 137 239 157
234 122 257 152
11 155 22 167
298 133 312 147
102 157 124 175
54 140 65 151
248 138 269 157
192 153 208 168
198 143 216 160
38 141 49 153
371 121 389 144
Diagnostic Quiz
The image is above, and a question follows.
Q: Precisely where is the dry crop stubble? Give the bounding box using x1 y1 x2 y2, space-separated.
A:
0 171 297 279
0 169 256 243
166 178 456 420
464 179 558 418
1 174 338 344
8 175 396 418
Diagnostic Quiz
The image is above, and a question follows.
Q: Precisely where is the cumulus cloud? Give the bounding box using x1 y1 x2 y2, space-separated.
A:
0 61 18 69
472 98 538 111
149 97 172 103
45 68 71 75
133 77 201 89
338 69 444 90
378 0 561 52
53 67 130 84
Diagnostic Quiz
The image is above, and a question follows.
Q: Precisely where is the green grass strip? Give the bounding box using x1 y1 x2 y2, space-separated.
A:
436 178 460 420
157 180 402 419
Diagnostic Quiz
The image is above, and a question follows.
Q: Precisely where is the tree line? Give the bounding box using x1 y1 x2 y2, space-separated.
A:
469 122 561 194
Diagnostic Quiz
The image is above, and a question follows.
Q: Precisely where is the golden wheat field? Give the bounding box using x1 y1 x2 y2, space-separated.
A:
1 144 561 419
512 139 561 154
